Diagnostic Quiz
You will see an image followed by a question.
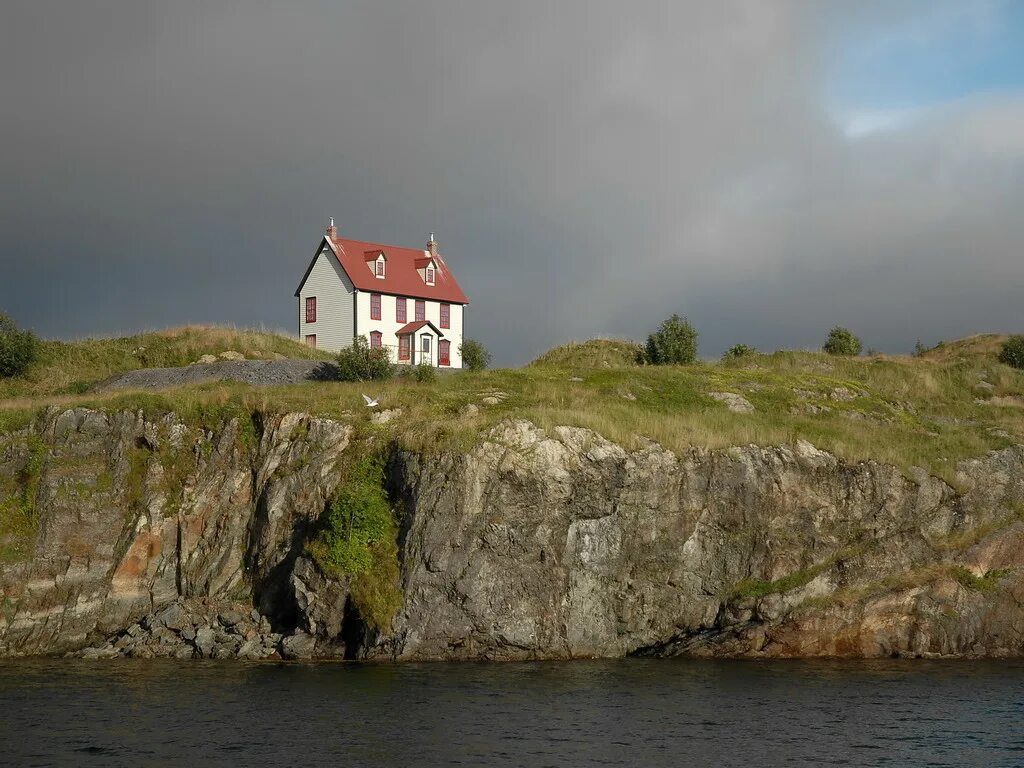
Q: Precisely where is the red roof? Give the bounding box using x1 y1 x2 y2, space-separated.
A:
395 320 444 336
303 234 469 304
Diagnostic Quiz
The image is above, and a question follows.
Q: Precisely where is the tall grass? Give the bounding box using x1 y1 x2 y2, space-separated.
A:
1 329 1022 480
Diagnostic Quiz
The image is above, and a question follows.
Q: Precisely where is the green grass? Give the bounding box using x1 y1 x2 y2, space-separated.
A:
530 339 643 368
0 325 330 400
1 327 1023 483
0 435 46 563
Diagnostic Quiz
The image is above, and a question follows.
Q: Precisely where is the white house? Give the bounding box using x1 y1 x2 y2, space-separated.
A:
295 220 470 367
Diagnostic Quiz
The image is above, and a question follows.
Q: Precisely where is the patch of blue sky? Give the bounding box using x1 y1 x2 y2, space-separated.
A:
826 0 1024 137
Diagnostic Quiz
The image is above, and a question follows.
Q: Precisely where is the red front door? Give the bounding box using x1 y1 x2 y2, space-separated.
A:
439 340 450 366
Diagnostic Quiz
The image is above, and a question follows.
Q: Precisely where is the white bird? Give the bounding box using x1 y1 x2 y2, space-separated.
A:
362 394 379 408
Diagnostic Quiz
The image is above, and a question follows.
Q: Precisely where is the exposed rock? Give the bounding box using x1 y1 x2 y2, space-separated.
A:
371 408 402 424
196 354 218 364
219 351 245 361
828 387 858 402
709 392 755 414
3 408 1024 663
218 609 245 627
459 404 480 417
481 397 502 406
281 631 316 660
621 392 637 401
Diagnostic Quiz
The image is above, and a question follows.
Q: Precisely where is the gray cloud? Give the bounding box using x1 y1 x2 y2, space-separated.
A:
1 1 1021 363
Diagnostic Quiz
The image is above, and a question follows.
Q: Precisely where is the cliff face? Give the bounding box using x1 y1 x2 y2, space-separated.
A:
1 409 1022 660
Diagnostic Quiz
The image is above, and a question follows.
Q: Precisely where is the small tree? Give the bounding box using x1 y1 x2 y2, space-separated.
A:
998 335 1024 369
0 312 40 378
913 340 928 358
336 336 393 381
723 343 756 361
645 314 698 365
823 326 862 357
460 339 491 371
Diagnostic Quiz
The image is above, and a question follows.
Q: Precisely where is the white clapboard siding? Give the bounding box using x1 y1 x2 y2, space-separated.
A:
298 248 354 352
354 292 465 368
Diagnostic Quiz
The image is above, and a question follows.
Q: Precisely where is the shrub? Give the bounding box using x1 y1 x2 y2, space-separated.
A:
645 314 698 365
998 335 1024 369
308 456 402 631
723 343 756 360
460 339 491 371
823 326 862 357
336 336 392 381
913 340 929 358
409 360 437 383
0 312 39 379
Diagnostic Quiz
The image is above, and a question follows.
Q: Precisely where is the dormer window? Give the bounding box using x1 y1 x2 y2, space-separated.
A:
365 250 386 279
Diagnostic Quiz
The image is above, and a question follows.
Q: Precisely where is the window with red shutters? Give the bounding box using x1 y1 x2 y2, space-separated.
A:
415 300 425 322
398 335 410 361
440 303 450 329
396 297 407 323
305 334 316 348
370 293 381 320
370 331 382 349
305 297 316 323
439 340 450 366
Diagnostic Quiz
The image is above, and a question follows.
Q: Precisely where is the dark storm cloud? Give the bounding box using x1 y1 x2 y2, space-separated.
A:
1 1 1021 363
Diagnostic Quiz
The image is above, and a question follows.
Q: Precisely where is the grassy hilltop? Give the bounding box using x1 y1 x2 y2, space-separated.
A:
1 328 1023 483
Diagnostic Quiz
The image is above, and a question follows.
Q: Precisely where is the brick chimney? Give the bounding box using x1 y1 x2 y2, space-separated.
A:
326 217 337 240
427 231 438 259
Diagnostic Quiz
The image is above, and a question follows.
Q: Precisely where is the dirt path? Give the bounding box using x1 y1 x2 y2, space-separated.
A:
94 359 340 392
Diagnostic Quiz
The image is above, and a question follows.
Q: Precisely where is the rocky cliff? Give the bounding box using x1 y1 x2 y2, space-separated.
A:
1 408 1022 660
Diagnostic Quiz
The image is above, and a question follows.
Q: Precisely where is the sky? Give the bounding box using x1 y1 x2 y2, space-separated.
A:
2 1 1023 365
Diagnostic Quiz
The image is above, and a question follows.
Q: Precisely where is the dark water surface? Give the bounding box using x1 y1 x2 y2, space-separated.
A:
1 659 1022 767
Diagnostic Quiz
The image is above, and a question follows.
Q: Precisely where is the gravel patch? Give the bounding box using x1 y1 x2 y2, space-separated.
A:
94 359 341 392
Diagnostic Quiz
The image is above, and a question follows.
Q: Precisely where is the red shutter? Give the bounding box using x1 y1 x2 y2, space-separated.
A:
305 297 316 323
415 300 425 321
398 335 410 361
440 303 450 329
439 340 450 366
370 293 381 320
370 331 382 349
396 297 406 323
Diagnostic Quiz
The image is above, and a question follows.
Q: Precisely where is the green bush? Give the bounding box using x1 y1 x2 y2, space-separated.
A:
0 313 39 379
409 360 437 383
823 326 862 357
997 335 1024 369
723 343 756 360
645 314 698 365
336 336 393 381
312 457 394 575
308 456 402 631
460 339 491 371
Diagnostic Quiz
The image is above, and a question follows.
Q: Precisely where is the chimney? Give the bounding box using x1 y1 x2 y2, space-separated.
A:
326 217 337 240
427 231 438 259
